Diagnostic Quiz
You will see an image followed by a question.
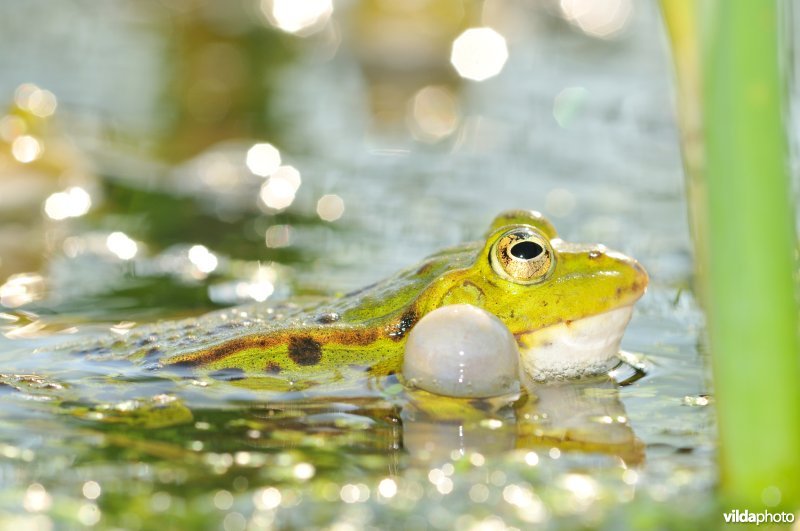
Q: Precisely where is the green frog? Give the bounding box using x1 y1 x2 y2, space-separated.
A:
88 209 647 390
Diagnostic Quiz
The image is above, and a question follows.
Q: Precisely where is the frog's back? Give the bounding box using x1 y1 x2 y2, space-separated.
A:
65 241 480 386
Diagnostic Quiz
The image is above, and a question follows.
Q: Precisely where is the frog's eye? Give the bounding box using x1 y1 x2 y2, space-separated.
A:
490 227 554 284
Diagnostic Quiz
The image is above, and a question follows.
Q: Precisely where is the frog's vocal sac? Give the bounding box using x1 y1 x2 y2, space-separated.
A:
115 210 648 386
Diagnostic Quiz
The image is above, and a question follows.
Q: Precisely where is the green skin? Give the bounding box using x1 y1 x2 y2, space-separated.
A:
116 210 648 389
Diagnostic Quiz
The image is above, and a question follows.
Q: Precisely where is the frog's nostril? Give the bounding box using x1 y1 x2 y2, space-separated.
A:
510 241 543 260
588 250 602 259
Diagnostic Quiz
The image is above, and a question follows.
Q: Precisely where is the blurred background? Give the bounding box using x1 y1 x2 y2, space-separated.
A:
0 0 690 323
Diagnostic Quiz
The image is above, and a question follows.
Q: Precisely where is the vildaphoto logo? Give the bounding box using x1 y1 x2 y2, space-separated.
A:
722 509 795 525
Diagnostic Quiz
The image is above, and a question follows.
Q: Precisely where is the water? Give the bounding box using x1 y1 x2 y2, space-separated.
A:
0 1 717 528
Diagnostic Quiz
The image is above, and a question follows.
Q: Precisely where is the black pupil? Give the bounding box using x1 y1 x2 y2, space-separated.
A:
510 241 543 260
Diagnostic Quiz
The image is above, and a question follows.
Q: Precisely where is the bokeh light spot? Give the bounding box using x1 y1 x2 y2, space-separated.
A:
450 28 509 82
262 0 333 35
409 85 460 142
188 245 218 274
82 481 101 500
23 483 52 513
559 0 633 39
316 194 345 222
253 487 281 510
11 135 43 163
44 187 92 220
15 84 58 117
265 225 292 248
292 463 315 480
106 232 138 261
259 166 301 210
235 266 276 302
77 503 101 526
377 478 397 499
0 273 45 308
246 143 281 177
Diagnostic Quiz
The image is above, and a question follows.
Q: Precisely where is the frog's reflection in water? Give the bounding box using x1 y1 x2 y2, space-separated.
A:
401 369 644 467
14 355 644 473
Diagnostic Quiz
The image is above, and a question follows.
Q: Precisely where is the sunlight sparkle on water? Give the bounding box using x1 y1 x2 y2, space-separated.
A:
559 0 633 39
263 0 333 35
316 194 345 222
106 232 138 260
44 186 92 220
109 321 137 336
82 481 101 500
293 463 316 480
409 85 460 142
246 143 281 177
683 394 710 407
470 453 485 467
236 266 276 302
503 484 540 511
188 245 218 274
450 28 508 82
340 483 370 503
11 135 43 163
23 484 52 513
259 165 301 210
508 488 546 523
265 225 291 248
213 490 234 510
253 487 282 511
560 474 598 503
428 468 454 495
77 503 101 526
377 478 397 499
0 273 45 308
622 469 638 485
15 83 57 117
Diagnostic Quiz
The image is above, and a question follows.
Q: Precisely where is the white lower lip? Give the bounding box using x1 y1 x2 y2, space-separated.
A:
517 306 634 381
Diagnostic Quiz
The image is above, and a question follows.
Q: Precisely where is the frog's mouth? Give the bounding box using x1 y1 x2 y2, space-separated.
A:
516 305 635 381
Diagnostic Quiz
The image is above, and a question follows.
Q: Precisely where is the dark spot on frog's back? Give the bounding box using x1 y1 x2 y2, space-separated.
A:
389 308 418 341
288 337 322 366
265 362 282 374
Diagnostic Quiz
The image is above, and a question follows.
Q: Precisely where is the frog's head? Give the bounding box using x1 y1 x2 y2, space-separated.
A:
420 210 648 379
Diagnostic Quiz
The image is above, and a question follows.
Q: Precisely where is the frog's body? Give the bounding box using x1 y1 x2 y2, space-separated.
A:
92 210 647 389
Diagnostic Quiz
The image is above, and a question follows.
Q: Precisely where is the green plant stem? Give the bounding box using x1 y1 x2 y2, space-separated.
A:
705 0 800 508
662 0 800 509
